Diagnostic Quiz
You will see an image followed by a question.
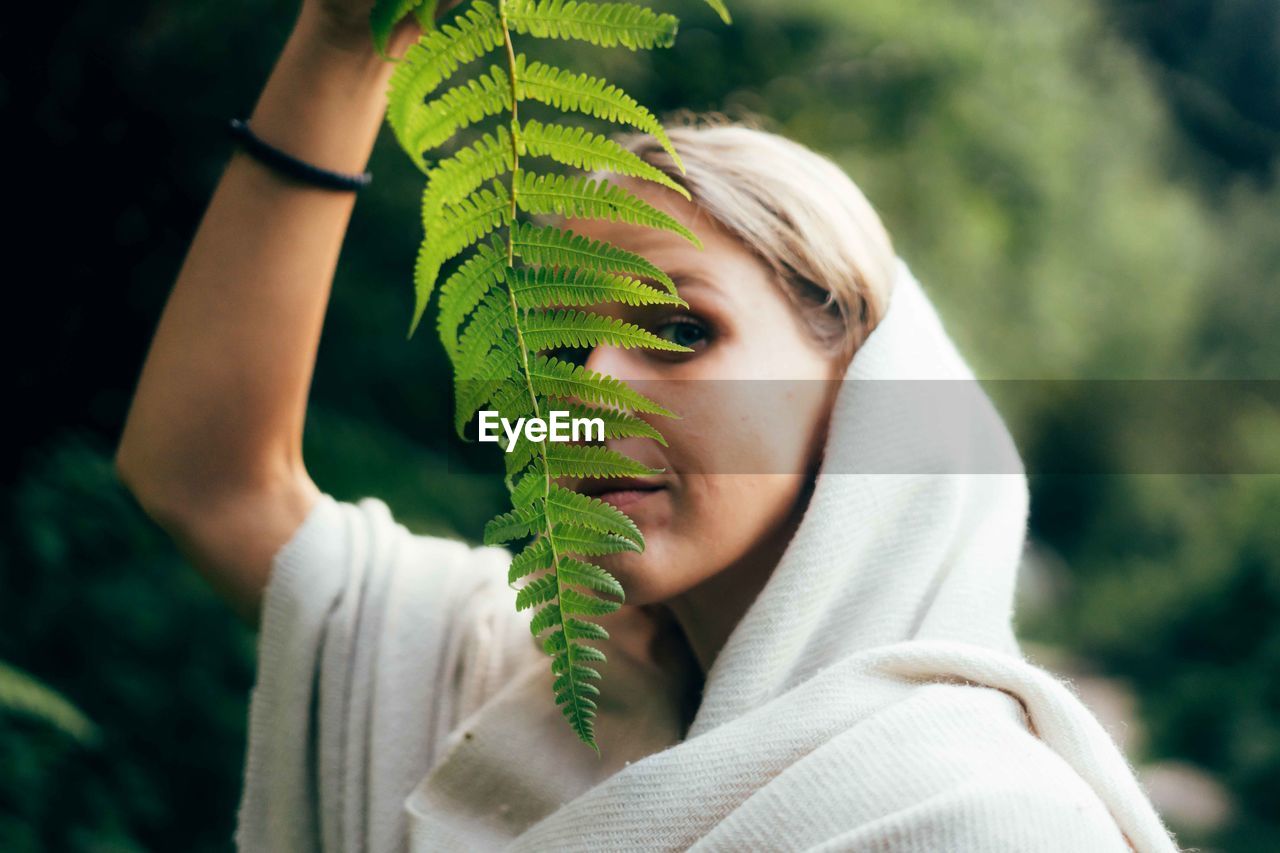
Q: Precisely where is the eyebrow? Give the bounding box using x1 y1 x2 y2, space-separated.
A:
639 271 724 299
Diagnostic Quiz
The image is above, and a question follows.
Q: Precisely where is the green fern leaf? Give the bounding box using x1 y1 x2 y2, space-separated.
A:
405 63 512 163
506 0 679 51
422 126 514 218
510 462 547 507
523 307 693 353
453 338 525 437
544 443 661 479
530 354 676 416
377 0 735 754
566 616 611 640
519 118 690 200
515 572 560 610
515 55 685 173
510 264 684 310
565 642 607 664
509 537 555 583
546 483 643 546
515 172 701 246
554 401 668 445
559 586 623 616
511 221 679 294
388 1 506 160
558 556 625 599
412 0 441 27
456 290 516 373
412 178 512 337
552 524 642 556
483 502 544 545
437 235 508 358
529 601 561 635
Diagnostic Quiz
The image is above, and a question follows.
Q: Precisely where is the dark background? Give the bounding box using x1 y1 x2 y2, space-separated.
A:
3 0 1278 849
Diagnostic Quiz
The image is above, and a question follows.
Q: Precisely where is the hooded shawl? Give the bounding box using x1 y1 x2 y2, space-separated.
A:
236 256 1183 852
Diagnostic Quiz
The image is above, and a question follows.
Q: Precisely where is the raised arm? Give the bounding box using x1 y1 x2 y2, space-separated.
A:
114 2 450 626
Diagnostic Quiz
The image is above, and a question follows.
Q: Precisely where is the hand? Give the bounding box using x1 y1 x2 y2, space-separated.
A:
300 0 467 60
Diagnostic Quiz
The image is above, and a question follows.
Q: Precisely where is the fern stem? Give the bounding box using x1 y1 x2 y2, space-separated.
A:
498 0 599 755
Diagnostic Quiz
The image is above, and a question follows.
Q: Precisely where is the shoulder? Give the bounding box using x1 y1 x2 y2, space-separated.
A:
267 492 514 612
805 681 1135 851
892 681 1134 848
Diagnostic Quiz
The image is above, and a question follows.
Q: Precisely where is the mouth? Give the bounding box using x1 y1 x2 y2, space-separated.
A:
573 476 667 510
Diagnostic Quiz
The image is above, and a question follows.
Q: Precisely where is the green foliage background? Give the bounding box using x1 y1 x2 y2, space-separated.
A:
3 0 1277 849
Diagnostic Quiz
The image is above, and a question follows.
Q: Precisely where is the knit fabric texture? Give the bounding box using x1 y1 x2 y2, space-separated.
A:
234 256 1183 852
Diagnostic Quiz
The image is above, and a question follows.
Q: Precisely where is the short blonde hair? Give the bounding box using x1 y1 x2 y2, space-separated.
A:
583 110 896 363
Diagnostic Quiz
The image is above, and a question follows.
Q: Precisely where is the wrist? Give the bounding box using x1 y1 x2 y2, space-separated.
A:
286 6 398 83
243 10 399 179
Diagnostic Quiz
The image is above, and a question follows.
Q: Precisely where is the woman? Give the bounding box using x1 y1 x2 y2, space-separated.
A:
115 0 1183 850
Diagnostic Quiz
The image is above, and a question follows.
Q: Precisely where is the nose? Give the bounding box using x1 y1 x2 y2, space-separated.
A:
582 343 636 382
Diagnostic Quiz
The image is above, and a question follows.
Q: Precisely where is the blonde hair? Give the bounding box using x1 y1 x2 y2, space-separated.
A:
582 110 896 363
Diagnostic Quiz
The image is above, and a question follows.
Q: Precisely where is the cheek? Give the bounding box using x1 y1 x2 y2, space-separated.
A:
658 378 832 477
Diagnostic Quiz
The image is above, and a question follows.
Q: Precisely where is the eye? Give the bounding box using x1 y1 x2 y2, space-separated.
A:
654 316 709 350
544 345 591 367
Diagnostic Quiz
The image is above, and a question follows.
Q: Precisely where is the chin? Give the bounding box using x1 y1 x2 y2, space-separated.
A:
597 547 672 608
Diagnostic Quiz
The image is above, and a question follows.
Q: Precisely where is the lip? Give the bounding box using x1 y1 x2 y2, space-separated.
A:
594 487 665 510
574 476 667 509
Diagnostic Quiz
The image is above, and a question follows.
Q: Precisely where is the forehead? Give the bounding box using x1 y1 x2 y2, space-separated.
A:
555 178 761 285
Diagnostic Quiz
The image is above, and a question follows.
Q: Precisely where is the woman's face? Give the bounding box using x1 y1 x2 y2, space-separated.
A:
555 177 847 610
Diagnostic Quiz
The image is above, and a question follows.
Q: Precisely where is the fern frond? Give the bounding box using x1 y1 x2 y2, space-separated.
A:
510 264 684 310
412 178 512 337
422 126 514 218
559 585 622 616
544 443 660 479
519 118 690 200
506 0 678 51
554 401 668 445
509 537 555 583
453 332 524 436
510 462 547 507
545 483 643 546
515 572 560 610
557 557 625 599
503 428 541 477
544 629 603 743
522 307 693 353
530 354 676 416
511 221 678 294
551 524 642 556
529 601 562 635
437 235 508 358
386 1 504 159
483 502 544 545
456 291 516 380
424 177 512 253
515 55 685 172
515 172 701 246
565 616 611 639
405 63 512 163
377 0 735 755
565 641 607 663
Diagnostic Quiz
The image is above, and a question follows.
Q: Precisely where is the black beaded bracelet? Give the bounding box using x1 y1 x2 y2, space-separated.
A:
227 118 372 192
